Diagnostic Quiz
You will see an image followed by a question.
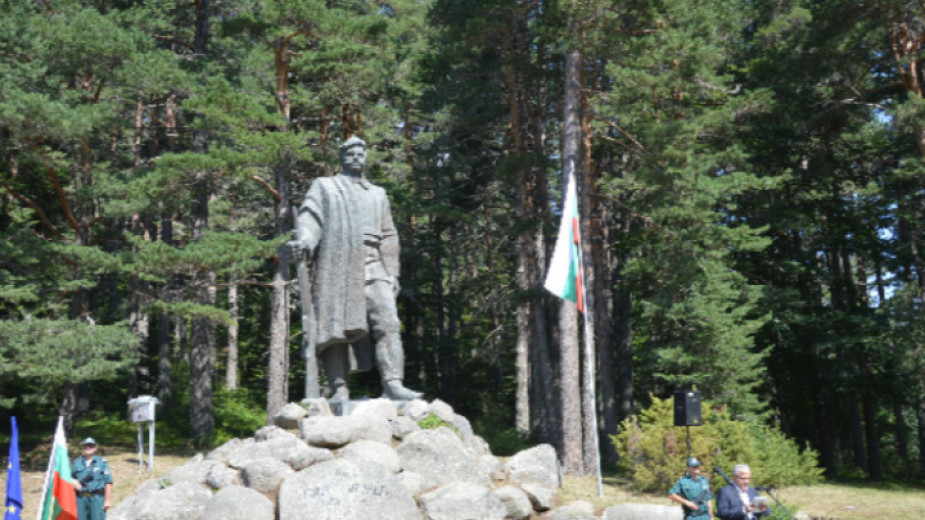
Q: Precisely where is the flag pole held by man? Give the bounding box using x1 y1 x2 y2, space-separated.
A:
35 418 77 520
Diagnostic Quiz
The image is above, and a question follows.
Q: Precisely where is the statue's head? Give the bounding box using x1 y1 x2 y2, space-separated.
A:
339 136 367 176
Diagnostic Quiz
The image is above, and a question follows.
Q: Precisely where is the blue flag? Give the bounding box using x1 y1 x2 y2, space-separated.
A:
4 417 22 520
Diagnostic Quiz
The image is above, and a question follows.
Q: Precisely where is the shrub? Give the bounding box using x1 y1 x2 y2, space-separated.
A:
612 395 824 492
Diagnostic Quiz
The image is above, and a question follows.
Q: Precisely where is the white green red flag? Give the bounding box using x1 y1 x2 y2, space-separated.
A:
544 172 584 312
36 418 77 520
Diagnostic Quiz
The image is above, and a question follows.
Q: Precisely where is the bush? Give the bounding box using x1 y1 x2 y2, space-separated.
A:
612 395 824 492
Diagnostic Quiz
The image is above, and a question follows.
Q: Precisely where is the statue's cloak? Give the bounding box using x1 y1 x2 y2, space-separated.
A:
297 174 399 354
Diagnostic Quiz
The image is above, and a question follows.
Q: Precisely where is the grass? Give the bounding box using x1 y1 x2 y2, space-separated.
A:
6 447 191 519
559 472 925 519
6 439 925 520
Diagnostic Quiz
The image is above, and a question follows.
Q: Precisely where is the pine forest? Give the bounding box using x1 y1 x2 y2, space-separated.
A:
3 0 925 483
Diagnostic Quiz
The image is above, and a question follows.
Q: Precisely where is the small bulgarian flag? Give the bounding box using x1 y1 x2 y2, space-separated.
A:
36 418 77 520
544 171 584 313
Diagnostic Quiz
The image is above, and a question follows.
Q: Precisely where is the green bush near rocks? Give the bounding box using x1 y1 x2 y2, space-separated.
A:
612 395 824 492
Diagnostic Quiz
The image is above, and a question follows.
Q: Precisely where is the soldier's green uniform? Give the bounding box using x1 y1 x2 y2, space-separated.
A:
72 438 112 520
669 457 713 520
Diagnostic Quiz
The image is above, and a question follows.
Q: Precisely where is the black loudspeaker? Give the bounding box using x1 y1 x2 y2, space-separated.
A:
674 390 702 427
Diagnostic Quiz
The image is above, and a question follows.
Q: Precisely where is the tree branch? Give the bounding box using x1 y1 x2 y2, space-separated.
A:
0 177 64 240
588 113 646 153
250 175 281 200
45 165 82 235
153 34 195 51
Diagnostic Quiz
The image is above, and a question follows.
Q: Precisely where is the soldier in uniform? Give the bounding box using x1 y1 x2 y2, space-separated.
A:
71 437 113 520
669 457 715 520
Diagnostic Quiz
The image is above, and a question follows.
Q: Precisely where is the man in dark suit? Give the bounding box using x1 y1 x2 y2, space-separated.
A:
716 464 771 520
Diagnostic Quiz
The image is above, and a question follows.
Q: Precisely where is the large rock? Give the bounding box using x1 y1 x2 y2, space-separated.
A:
521 483 557 512
449 413 474 443
428 399 456 423
206 438 254 465
548 502 596 520
340 439 402 473
351 398 399 420
493 486 533 520
200 486 274 520
165 454 225 486
602 503 683 520
400 399 430 421
397 428 489 488
390 416 420 440
240 457 293 494
229 436 333 470
418 482 506 520
205 464 241 489
255 425 299 441
397 471 431 496
277 458 421 520
302 397 334 417
274 402 309 429
299 414 392 447
506 444 560 488
114 481 211 520
478 454 506 482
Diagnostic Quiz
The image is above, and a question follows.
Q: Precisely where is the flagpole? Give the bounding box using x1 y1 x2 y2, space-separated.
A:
35 417 62 520
578 226 603 499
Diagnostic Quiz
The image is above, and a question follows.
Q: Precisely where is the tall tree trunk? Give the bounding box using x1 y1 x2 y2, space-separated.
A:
916 393 925 475
226 279 239 391
559 299 583 474
895 403 909 463
157 214 173 406
188 0 214 443
189 182 215 442
558 40 585 475
861 355 882 479
515 300 531 436
267 155 292 417
575 36 600 475
128 273 151 397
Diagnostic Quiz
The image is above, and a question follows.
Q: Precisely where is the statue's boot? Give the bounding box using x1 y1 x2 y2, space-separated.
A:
320 345 351 403
383 379 423 401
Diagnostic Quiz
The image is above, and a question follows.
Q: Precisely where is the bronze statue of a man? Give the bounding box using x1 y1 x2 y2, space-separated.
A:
291 136 422 402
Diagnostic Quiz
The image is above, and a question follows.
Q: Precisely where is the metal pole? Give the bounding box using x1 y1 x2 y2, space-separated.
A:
581 306 603 498
148 421 155 470
137 425 143 469
686 425 692 460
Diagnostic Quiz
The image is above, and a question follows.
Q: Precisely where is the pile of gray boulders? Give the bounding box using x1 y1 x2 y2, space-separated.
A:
109 398 681 520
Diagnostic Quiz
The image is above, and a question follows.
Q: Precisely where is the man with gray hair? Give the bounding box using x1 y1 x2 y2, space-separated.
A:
716 464 771 520
291 136 422 403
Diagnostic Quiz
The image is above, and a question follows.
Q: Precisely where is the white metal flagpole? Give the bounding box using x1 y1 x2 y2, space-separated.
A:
579 247 603 499
35 417 63 520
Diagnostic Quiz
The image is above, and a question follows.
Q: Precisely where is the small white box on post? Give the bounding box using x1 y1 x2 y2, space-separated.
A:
128 395 158 470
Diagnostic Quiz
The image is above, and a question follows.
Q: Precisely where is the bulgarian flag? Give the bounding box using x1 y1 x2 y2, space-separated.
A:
36 418 77 520
544 171 584 313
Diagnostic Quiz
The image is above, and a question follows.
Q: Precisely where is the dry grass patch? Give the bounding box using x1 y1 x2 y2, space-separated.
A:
4 447 192 519
560 473 925 520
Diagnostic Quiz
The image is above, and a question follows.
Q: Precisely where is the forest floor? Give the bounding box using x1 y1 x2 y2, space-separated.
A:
5 445 925 520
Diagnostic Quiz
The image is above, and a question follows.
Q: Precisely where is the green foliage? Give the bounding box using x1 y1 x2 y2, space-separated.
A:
479 427 534 457
0 319 140 408
613 396 823 493
417 413 453 431
211 388 268 445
